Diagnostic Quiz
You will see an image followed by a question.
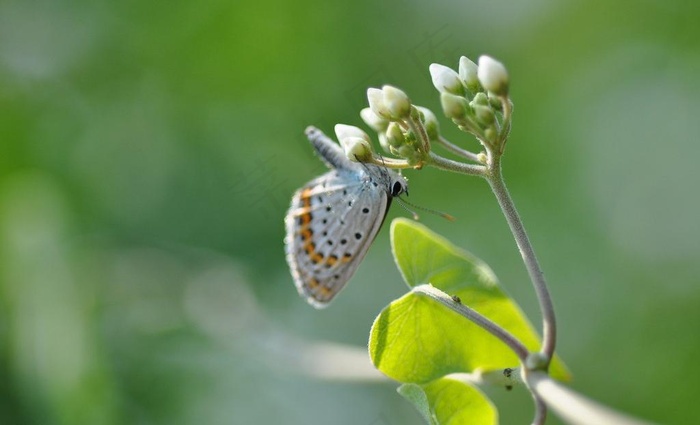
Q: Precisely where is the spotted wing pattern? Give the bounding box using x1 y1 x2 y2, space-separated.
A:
285 168 391 307
284 126 407 308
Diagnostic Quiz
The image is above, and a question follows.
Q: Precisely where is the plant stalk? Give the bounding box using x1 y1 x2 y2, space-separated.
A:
487 158 557 363
436 136 482 163
524 370 658 425
413 284 529 361
427 152 487 176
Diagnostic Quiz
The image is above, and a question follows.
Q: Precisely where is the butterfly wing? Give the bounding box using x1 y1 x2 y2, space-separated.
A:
285 168 391 308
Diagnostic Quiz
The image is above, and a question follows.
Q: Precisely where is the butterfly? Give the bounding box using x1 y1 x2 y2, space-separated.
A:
284 126 407 308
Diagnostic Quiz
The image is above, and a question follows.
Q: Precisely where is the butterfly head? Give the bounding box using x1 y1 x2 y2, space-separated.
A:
390 176 408 198
366 162 408 199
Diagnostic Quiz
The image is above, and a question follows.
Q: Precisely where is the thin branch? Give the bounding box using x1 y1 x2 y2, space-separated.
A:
405 112 432 153
487 160 557 363
531 393 547 425
427 152 487 177
412 284 529 361
435 136 482 162
498 97 513 152
366 155 414 169
525 370 658 425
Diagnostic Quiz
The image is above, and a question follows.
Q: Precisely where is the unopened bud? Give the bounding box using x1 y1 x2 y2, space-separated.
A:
472 92 489 106
488 93 503 111
340 137 373 162
360 108 389 133
472 104 495 126
429 63 465 96
477 55 509 96
385 122 406 148
416 106 439 141
335 124 371 144
382 85 411 119
440 92 469 120
459 56 480 92
397 145 417 161
367 88 391 119
484 127 498 142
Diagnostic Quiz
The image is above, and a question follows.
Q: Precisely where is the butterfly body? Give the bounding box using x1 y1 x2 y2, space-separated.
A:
284 126 407 308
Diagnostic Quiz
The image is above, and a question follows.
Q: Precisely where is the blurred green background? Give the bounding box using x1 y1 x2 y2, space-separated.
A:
1 0 698 424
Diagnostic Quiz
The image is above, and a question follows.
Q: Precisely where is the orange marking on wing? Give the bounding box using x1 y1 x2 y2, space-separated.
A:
317 285 332 298
308 278 320 289
298 188 314 225
304 242 316 255
325 255 338 267
300 228 313 241
303 240 325 264
299 212 312 226
300 187 313 199
341 253 353 263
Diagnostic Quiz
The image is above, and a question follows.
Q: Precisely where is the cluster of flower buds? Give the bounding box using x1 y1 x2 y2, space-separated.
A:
334 55 512 165
431 56 510 149
357 85 441 167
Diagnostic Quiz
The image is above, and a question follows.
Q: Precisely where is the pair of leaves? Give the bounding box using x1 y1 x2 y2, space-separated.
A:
369 218 569 423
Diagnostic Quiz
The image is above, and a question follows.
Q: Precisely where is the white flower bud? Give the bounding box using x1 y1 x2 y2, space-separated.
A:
488 92 503 111
378 132 391 153
340 137 374 162
397 145 415 159
484 127 498 142
471 92 489 106
367 88 391 119
440 92 469 120
382 85 411 119
416 106 439 141
458 56 480 92
429 63 465 95
416 106 437 126
385 122 406 148
334 124 371 144
360 107 389 133
477 55 509 96
472 104 495 126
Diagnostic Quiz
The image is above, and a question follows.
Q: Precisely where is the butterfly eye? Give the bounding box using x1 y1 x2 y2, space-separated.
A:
392 181 404 197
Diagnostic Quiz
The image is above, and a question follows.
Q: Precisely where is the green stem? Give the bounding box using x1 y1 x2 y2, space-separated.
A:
531 393 547 425
427 152 487 177
498 97 513 152
367 155 414 169
487 159 556 363
436 136 482 163
413 284 529 361
405 112 431 153
525 370 657 425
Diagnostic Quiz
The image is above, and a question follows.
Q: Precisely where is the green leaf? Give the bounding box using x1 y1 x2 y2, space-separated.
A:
398 378 498 425
397 383 436 425
369 218 569 383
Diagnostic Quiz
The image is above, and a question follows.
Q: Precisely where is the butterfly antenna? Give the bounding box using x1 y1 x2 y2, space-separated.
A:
395 198 420 220
396 196 455 222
